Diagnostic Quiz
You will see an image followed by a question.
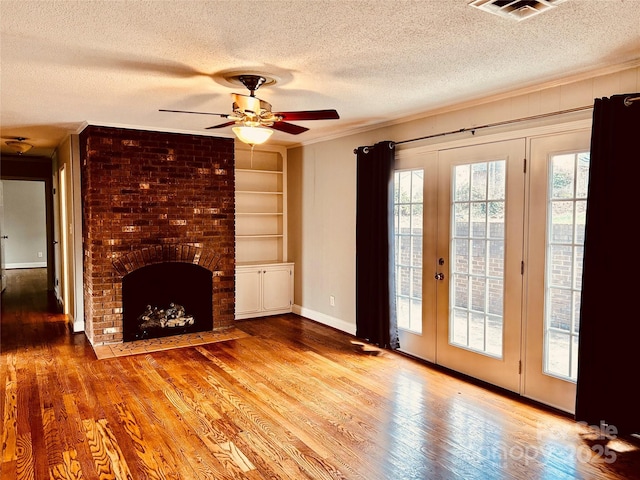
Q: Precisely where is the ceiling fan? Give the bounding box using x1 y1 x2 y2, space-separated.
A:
160 74 339 144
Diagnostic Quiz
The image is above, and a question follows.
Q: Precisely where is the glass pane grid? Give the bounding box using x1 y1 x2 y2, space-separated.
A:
544 152 590 382
449 161 505 358
394 170 424 334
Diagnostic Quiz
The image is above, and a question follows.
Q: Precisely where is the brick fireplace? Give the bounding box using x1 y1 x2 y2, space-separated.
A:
80 125 235 345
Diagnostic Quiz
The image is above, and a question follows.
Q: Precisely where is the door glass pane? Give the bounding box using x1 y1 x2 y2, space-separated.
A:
544 152 590 381
454 203 469 237
394 169 423 334
450 160 506 358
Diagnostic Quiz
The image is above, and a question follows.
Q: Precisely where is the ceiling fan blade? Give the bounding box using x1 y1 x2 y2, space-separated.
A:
159 109 228 117
205 121 237 130
274 109 340 121
271 122 309 135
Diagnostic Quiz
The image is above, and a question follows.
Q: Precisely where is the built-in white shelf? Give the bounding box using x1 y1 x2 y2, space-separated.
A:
234 143 288 266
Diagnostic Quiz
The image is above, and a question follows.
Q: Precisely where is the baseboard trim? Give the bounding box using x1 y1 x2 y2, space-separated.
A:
292 305 356 335
5 262 47 269
73 317 85 333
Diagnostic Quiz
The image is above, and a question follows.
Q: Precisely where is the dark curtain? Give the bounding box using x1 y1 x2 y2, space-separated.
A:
355 140 399 349
575 94 640 435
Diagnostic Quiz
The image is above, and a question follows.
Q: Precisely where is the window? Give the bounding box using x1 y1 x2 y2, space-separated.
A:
394 169 423 333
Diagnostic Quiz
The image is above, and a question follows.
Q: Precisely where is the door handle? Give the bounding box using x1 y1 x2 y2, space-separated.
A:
435 272 444 280
1 235 7 239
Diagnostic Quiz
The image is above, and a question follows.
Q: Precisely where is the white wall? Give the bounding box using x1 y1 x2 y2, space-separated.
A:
1 180 47 268
288 64 640 334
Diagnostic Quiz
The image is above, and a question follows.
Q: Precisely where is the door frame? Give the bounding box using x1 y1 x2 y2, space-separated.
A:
0 157 56 291
0 180 5 292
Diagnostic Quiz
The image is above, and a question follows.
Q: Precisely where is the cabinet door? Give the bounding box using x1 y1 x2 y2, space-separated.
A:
236 269 262 316
262 267 292 312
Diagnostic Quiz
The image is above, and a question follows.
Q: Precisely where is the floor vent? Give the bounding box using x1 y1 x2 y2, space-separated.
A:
469 0 567 21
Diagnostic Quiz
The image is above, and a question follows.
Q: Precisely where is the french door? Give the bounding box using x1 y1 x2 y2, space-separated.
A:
522 130 591 412
396 130 590 411
435 139 525 392
397 139 525 391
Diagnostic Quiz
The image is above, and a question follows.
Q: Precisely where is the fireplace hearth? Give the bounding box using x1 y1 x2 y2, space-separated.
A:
122 262 213 342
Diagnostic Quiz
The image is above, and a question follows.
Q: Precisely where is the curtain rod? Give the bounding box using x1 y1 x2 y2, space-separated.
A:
356 95 638 152
394 104 594 147
624 95 640 106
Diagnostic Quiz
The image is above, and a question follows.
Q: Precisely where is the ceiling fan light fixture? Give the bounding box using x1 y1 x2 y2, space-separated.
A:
5 138 33 154
232 126 273 146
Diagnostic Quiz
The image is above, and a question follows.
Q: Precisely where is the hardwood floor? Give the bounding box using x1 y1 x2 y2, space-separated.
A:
2 268 639 479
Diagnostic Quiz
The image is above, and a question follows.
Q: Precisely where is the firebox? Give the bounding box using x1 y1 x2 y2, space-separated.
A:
122 262 213 342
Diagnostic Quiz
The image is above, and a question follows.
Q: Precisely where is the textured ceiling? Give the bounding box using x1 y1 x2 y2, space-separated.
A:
1 0 639 157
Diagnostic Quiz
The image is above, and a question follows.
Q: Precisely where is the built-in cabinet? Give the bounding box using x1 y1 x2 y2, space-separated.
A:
235 144 293 319
235 263 294 319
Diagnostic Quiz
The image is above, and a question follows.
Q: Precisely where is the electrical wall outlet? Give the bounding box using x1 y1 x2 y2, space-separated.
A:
104 327 117 334
38 251 43 258
330 295 335 307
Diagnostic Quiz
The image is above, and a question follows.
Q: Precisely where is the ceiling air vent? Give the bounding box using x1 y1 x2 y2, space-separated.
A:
469 0 567 21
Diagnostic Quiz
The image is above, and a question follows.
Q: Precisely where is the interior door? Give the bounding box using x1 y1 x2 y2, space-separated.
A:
435 139 526 393
0 180 6 292
522 129 591 413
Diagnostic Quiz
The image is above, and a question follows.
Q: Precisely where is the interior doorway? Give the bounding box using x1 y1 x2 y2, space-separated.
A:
0 175 56 298
1 180 48 268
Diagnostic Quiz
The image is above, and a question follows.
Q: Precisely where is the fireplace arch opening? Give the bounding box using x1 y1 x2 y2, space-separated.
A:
122 262 213 342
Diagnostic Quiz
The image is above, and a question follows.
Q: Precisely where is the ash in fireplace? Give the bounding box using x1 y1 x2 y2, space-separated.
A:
138 303 195 329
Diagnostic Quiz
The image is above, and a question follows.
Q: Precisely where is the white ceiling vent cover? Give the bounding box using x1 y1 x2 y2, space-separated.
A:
469 0 567 21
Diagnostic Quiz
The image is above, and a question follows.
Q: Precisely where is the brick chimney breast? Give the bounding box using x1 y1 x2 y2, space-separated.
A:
80 126 235 345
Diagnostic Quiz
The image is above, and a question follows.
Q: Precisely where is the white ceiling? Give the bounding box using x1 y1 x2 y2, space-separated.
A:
1 0 639 158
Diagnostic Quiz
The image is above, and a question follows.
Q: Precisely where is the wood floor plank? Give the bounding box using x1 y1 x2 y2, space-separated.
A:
113 401 173 480
1 353 17 464
49 449 83 480
14 434 35 480
112 392 186 480
83 418 133 480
